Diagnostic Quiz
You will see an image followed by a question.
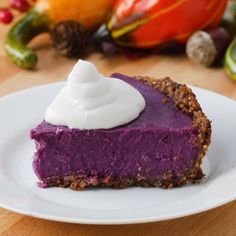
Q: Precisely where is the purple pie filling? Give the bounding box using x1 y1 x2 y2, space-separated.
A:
31 74 200 188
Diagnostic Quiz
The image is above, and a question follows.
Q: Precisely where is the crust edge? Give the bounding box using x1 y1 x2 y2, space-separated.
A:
39 77 212 190
136 76 212 185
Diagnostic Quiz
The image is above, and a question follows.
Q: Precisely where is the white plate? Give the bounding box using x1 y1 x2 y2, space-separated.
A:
0 82 236 225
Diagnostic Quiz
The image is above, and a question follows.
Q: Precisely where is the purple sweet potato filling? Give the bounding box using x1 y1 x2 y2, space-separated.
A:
31 74 199 184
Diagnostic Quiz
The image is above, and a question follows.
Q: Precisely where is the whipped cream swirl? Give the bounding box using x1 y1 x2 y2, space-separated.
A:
45 60 145 129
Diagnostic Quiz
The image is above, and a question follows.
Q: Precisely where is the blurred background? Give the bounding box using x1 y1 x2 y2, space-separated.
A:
1 0 236 98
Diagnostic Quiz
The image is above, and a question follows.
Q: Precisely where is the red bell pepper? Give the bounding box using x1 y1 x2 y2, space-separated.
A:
107 0 228 48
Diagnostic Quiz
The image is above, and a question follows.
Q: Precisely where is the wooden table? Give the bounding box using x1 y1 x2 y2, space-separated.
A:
1 17 236 236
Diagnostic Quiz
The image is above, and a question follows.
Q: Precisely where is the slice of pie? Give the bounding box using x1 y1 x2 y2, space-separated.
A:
31 73 211 190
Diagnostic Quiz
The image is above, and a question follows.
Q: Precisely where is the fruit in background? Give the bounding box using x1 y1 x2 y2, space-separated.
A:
101 0 228 48
11 0 31 12
221 0 236 37
186 1 236 68
224 40 236 80
186 28 231 67
223 1 236 80
0 9 13 24
0 0 34 26
4 0 115 69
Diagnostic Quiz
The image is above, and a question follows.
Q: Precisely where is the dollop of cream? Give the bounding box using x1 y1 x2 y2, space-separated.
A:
45 60 145 129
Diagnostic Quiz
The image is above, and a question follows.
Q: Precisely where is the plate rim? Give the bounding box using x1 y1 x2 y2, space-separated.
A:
0 82 236 225
0 195 235 225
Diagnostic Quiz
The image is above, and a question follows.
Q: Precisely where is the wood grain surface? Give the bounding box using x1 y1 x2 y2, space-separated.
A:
0 7 236 236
